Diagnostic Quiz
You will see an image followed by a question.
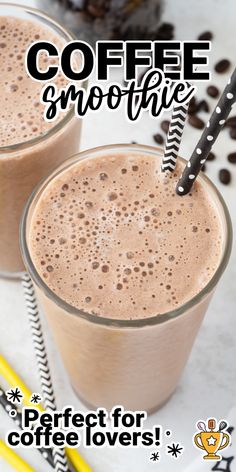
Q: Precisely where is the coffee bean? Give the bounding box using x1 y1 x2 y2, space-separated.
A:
230 127 236 139
207 152 216 161
169 54 181 72
219 168 231 184
198 31 213 41
188 97 198 115
156 22 174 40
159 22 174 32
227 152 236 164
215 59 231 73
160 120 170 133
197 99 210 112
188 115 205 129
225 116 236 128
206 85 219 98
86 0 107 18
153 133 164 145
138 66 151 85
201 164 206 172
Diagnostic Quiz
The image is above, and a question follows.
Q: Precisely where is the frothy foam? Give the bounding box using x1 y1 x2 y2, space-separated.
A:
29 152 223 319
0 16 68 147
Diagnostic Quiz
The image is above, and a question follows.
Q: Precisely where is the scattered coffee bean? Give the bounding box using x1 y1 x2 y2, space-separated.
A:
156 22 174 40
230 127 236 140
219 168 231 184
227 152 236 164
169 54 181 72
201 164 206 172
207 85 219 98
215 59 231 73
86 2 107 18
207 152 216 161
198 31 213 41
138 66 151 85
225 116 236 128
197 99 210 112
188 97 198 115
174 62 182 71
188 115 205 129
153 133 164 145
160 120 170 133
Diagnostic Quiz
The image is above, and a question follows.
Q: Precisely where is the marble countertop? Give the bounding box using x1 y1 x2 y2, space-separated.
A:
0 0 236 471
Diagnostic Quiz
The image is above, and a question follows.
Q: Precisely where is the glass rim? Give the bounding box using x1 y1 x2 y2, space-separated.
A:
20 143 233 329
0 2 78 154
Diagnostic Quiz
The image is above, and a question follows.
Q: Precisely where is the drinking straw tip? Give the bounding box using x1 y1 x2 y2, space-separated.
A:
176 185 187 196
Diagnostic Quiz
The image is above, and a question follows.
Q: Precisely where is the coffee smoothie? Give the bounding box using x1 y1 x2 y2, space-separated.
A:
0 7 81 276
22 145 230 411
29 151 222 318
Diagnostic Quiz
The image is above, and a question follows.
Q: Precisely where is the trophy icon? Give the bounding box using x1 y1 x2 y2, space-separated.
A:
194 419 230 460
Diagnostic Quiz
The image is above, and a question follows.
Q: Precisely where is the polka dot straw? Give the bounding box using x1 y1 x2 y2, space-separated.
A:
176 67 236 195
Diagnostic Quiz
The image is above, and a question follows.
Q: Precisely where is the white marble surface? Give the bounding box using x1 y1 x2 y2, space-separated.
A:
0 0 236 471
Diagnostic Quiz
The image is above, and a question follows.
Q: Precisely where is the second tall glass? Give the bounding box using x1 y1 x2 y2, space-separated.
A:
0 3 82 278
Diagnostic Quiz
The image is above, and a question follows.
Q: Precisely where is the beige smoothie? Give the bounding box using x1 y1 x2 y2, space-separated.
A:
24 146 229 411
0 10 81 276
29 152 222 317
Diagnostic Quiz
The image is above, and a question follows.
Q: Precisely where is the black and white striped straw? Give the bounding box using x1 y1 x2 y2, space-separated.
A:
22 273 69 472
176 67 236 195
0 385 54 468
162 84 194 172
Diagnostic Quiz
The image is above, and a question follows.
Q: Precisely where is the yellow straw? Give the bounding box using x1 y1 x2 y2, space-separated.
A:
0 355 43 412
0 440 35 472
0 355 93 472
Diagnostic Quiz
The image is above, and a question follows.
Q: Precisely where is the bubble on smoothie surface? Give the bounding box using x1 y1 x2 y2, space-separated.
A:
29 152 223 320
0 16 70 147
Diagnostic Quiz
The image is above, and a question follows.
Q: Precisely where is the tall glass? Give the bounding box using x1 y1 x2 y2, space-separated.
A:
0 3 82 278
20 145 232 412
